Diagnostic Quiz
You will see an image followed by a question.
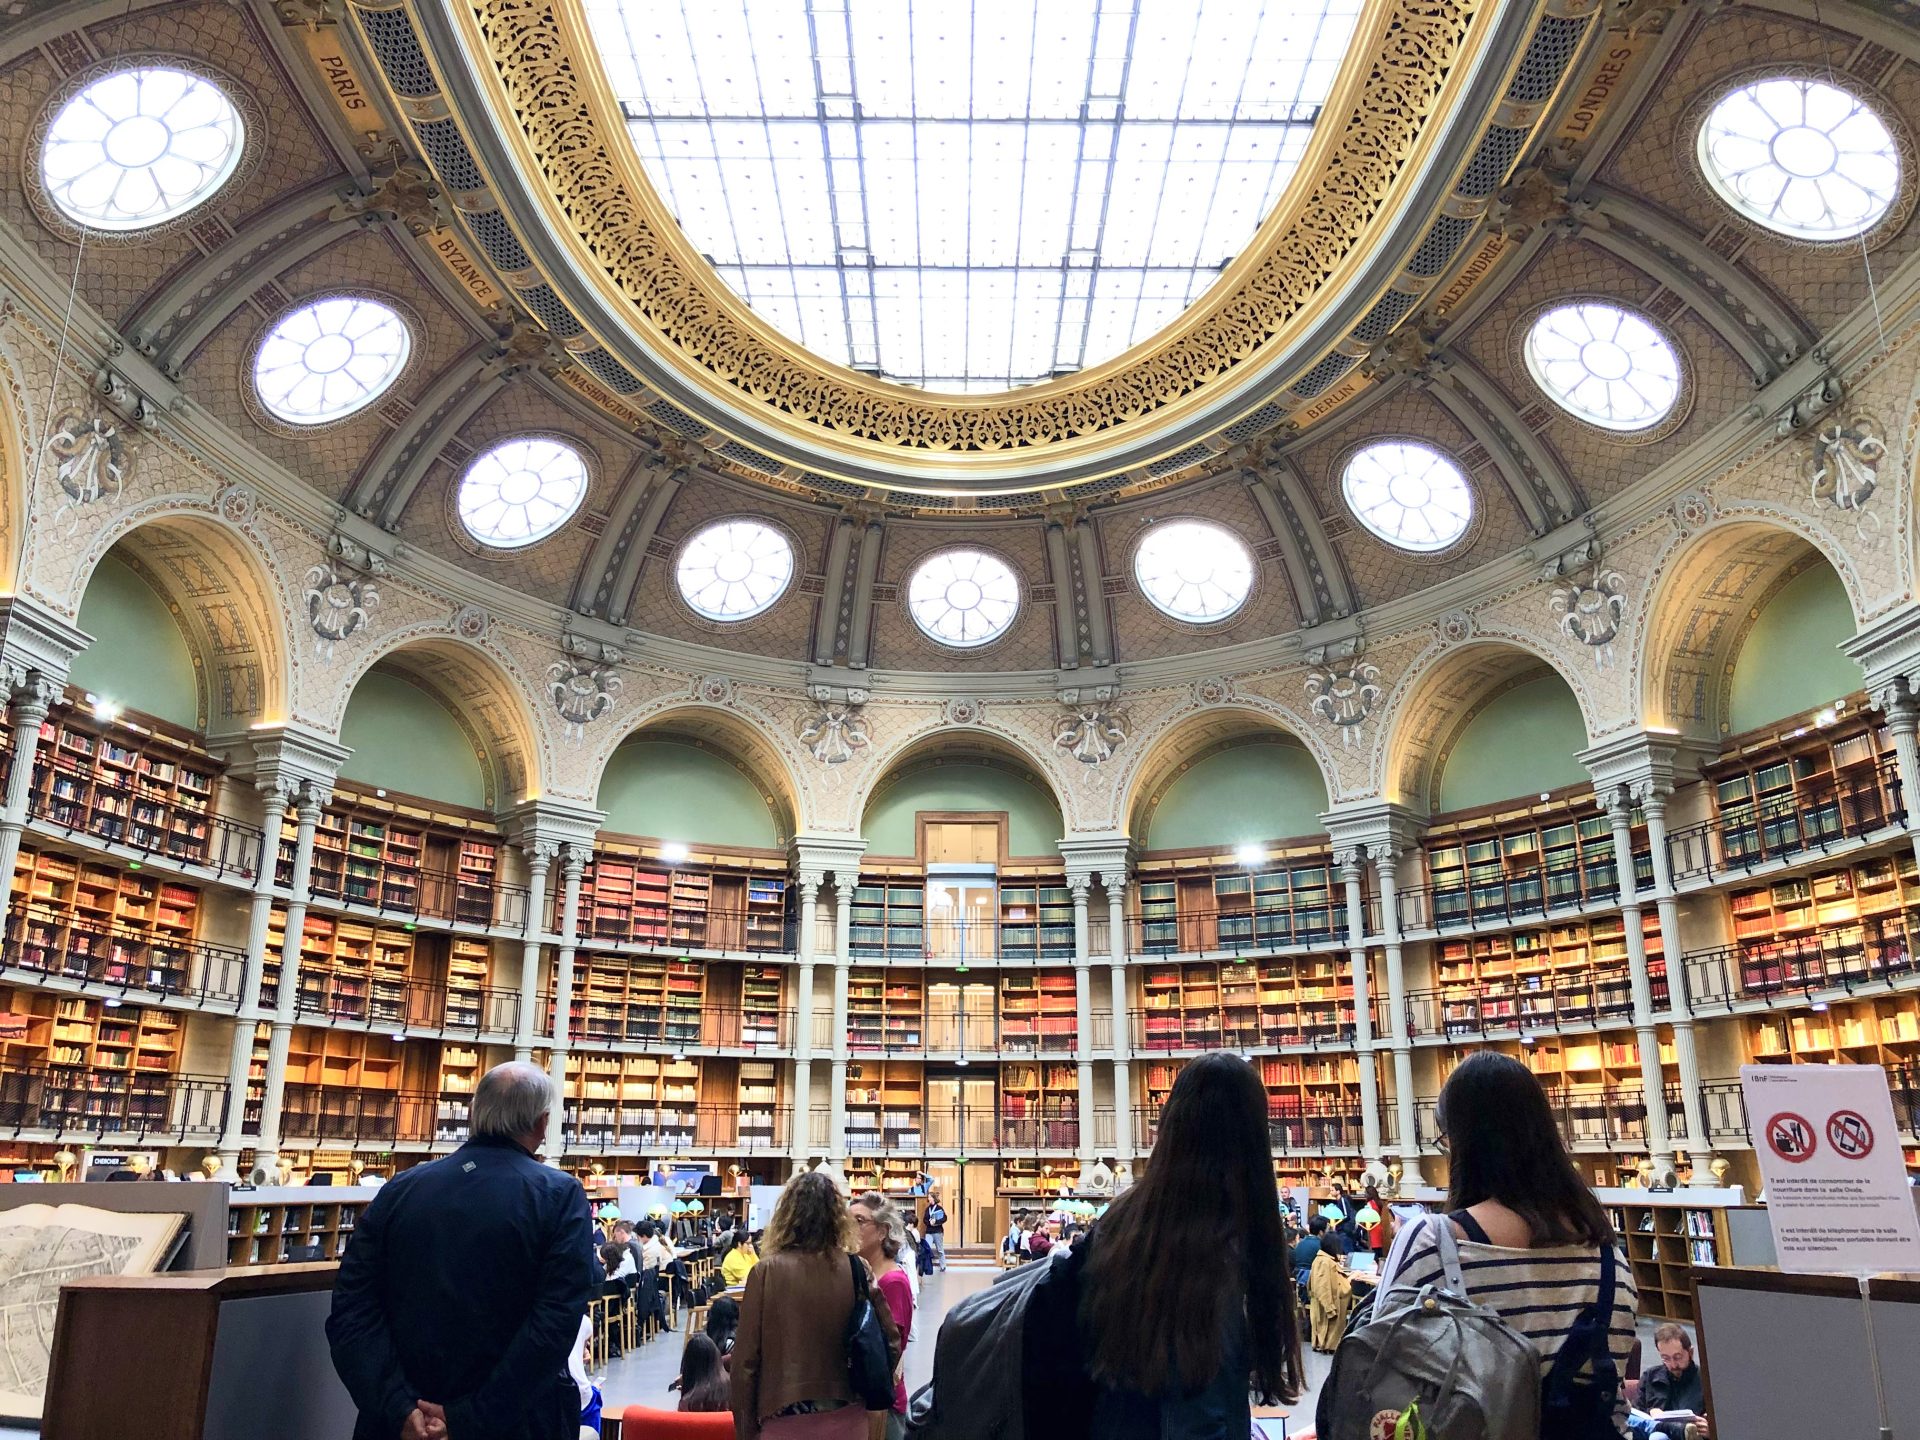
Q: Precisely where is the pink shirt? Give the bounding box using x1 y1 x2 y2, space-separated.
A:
875 1266 914 1414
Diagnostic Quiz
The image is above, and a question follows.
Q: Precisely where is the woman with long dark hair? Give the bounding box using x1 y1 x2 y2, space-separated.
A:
1023 1051 1303 1438
1373 1051 1640 1433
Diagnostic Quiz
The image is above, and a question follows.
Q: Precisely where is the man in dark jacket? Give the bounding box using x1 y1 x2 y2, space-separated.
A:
327 1061 592 1440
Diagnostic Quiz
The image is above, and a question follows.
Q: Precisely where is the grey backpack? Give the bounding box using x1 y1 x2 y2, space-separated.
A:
904 1257 1053 1440
1317 1215 1542 1440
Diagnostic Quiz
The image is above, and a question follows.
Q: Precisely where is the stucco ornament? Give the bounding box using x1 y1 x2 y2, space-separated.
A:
302 561 379 659
1305 645 1383 745
1806 415 1886 524
452 604 490 641
549 659 622 741
1669 490 1712 533
1551 564 1628 667
944 698 984 725
694 674 738 706
1189 676 1234 707
46 411 126 521
1055 705 1127 765
1436 610 1474 645
797 701 870 765
215 482 258 525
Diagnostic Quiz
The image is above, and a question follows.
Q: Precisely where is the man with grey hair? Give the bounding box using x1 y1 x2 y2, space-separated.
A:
328 1061 592 1440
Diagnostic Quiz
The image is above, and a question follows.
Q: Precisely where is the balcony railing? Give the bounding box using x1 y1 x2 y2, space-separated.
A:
837 1008 1079 1056
1124 908 1349 958
5 903 246 1006
569 905 798 956
1413 1080 1749 1152
850 918 1077 964
846 1105 1080 1153
280 1084 438 1145
1667 759 1904 884
1396 863 1622 937
548 998 794 1052
1133 1100 1371 1152
278 973 521 1036
30 758 263 878
1684 914 1919 1009
1397 962 1668 1039
295 859 532 931
1130 1008 1357 1052
562 1102 789 1153
0 1065 228 1138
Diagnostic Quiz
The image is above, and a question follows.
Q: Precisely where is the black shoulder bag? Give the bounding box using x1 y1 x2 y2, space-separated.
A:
846 1253 896 1410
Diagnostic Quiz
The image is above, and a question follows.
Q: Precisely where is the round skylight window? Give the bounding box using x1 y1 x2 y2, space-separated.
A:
254 297 411 425
1134 520 1254 621
458 438 589 549
1523 303 1681 433
907 549 1020 648
1698 77 1900 241
677 520 796 621
41 66 245 232
1341 442 1474 553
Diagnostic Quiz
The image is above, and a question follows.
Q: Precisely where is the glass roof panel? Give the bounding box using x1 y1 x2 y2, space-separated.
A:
583 0 1363 393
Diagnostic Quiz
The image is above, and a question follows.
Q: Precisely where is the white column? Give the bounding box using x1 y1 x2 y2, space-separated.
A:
1374 848 1422 1183
1604 786 1672 1161
1641 787 1709 1176
1068 874 1094 1172
512 843 555 1063
214 783 291 1176
1338 849 1382 1158
793 868 822 1159
829 874 854 1161
543 846 586 1167
0 675 56 928
1100 869 1133 1164
254 787 324 1178
1880 682 1920 869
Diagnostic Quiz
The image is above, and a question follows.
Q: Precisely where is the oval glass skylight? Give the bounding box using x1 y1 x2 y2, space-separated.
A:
1523 303 1680 433
677 520 796 620
1134 520 1254 621
1698 77 1900 240
41 67 244 232
254 297 411 425
907 549 1020 647
582 0 1364 393
458 438 589 548
1342 442 1474 553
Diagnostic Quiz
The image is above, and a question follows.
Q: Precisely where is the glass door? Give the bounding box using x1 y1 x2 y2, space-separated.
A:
926 867 997 964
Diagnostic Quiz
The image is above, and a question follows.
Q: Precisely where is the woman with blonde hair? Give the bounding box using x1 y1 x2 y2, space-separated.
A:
851 1192 914 1440
731 1171 902 1440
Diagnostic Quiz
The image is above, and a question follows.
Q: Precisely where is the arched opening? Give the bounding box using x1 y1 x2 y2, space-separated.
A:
597 734 790 849
1727 560 1859 734
69 549 199 730
860 746 1064 861
1142 735 1328 850
1435 666 1589 814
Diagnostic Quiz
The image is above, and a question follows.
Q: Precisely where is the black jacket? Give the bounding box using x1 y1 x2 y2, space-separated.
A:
326 1135 593 1440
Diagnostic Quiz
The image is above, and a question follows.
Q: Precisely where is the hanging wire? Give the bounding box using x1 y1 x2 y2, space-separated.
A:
1807 0 1891 358
24 227 91 500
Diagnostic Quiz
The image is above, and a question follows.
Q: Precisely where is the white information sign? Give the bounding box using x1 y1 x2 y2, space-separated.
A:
1740 1063 1920 1274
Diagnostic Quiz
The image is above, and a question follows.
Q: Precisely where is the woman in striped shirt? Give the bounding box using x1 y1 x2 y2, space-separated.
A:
1377 1051 1641 1435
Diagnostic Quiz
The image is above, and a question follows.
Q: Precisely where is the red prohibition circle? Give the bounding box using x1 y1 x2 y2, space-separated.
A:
1827 1110 1875 1160
1765 1110 1818 1163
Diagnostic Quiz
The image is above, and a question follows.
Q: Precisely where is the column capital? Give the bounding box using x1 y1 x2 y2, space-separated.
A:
1843 601 1920 698
831 872 857 901
0 596 90 690
1058 831 1134 888
499 798 604 855
1334 846 1367 881
789 831 868 885
1577 729 1715 801
794 866 827 894
522 839 559 871
559 842 590 880
1874 678 1919 733
220 724 349 803
1066 872 1093 899
6 669 62 718
1320 800 1425 858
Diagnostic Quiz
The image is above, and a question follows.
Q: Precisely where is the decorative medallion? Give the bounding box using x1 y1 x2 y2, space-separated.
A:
215 482 257 525
1189 676 1234 707
1436 610 1474 645
302 561 379 659
1806 415 1886 522
1055 706 1128 766
1669 489 1712 533
548 658 621 741
1305 645 1383 745
46 411 127 520
452 603 491 641
944 698 984 726
797 701 870 765
693 674 738 707
1551 564 1629 667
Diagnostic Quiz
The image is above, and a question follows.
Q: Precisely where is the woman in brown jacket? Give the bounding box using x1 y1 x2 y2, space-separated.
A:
731 1171 903 1440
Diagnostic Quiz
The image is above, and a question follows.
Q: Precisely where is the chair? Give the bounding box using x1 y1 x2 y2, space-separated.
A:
619 1404 734 1439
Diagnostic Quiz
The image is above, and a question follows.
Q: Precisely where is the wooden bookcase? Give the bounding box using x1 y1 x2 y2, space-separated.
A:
998 971 1076 1052
1131 847 1341 954
737 1059 780 1145
226 1195 374 1266
437 1043 483 1141
571 845 791 952
848 967 925 1051
849 880 927 958
266 911 413 1026
1430 912 1664 1031
571 954 705 1047
1000 1061 1077 1146
741 965 784 1046
281 791 502 922
1610 1202 1731 1321
442 937 495 1029
0 987 182 1133
10 848 201 993
32 706 221 864
845 1061 924 1150
1139 956 1372 1050
1725 850 1919 993
1746 996 1920 1070
1705 714 1896 860
996 883 1073 960
570 1054 701 1146
1423 803 1616 924
1440 1036 1678 1151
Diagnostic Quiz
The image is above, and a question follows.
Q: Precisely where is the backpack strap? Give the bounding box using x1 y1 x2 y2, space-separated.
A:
1429 1212 1469 1299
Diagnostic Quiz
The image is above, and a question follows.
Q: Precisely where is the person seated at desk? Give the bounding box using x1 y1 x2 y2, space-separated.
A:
1638 1324 1709 1438
600 1241 637 1284
722 1231 759 1288
1291 1215 1326 1298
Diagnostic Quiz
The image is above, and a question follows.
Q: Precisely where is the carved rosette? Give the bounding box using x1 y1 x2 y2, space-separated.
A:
215 482 258 525
1551 565 1629 668
1436 610 1474 645
1055 706 1127 765
1189 676 1234 707
1669 490 1712 533
302 561 379 660
694 674 738 707
1305 649 1383 746
797 701 870 765
549 658 622 741
944 698 984 726
452 604 491 642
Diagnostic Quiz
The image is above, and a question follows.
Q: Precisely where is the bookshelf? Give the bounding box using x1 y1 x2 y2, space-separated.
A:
266 911 414 1026
1439 1036 1678 1151
848 968 925 1051
1000 1061 1077 1147
277 1026 412 1142
1610 1201 1730 1320
845 1061 924 1150
442 937 495 1029
571 955 706 1047
571 847 791 953
1138 956 1371 1050
737 1059 780 1145
849 881 927 959
437 1043 482 1142
997 971 1076 1053
0 986 183 1130
10 848 202 993
1132 848 1342 954
1746 996 1920 1071
1423 805 1616 925
31 706 221 864
1725 851 1919 994
996 884 1073 960
281 792 503 922
226 1194 375 1266
570 1054 701 1147
1705 714 1896 862
742 965 784 1046
1428 912 1664 1033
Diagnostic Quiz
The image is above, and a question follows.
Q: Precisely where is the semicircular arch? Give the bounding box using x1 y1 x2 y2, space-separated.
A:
1121 705 1334 847
587 701 802 845
851 723 1069 847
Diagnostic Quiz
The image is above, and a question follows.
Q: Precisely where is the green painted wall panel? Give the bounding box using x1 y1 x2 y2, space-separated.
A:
338 672 488 809
861 761 1064 857
598 738 781 848
70 554 199 729
1729 565 1858 733
1145 741 1329 849
1437 674 1588 812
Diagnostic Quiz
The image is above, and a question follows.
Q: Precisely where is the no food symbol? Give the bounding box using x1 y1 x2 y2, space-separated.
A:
1765 1111 1817 1163
1827 1110 1874 1160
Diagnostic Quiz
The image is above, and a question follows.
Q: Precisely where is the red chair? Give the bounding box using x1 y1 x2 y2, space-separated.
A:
618 1404 734 1439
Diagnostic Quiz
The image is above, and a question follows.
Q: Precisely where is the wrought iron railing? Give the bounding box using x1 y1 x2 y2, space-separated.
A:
1683 914 1920 1009
546 997 794 1052
5 902 246 1006
1395 865 1622 936
0 1065 228 1138
1666 759 1904 883
1397 962 1667 1038
278 972 521 1036
561 1102 789 1153
29 757 263 878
